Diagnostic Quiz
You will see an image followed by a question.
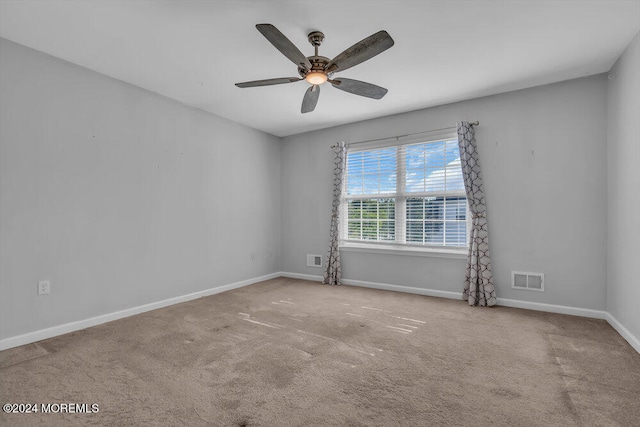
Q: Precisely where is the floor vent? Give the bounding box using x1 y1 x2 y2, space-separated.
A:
512 271 544 292
307 254 323 267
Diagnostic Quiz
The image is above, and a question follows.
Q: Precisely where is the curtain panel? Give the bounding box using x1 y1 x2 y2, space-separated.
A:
457 122 497 306
323 141 346 286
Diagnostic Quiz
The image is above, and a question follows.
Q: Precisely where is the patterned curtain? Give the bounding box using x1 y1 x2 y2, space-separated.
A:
457 122 497 306
323 141 346 286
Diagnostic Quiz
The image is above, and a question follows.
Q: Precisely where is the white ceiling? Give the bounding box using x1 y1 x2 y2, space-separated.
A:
1 1 639 137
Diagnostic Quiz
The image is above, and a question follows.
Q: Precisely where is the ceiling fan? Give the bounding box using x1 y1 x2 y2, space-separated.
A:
235 24 395 113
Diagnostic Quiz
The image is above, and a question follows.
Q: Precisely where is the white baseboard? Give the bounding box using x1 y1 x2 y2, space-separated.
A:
341 278 463 300
280 272 324 282
279 272 463 300
496 297 608 319
606 312 640 354
0 272 280 351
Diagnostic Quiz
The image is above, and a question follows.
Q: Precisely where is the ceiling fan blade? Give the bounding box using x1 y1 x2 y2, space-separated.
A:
235 77 302 88
301 85 320 113
325 30 394 73
330 78 388 99
256 24 312 71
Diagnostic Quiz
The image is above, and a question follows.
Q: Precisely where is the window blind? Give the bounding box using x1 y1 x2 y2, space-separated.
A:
341 135 469 248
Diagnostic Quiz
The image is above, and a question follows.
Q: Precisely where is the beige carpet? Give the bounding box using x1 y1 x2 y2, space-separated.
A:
1 277 639 426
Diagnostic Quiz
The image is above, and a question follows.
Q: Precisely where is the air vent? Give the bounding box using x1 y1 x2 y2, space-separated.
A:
512 271 544 292
307 254 323 267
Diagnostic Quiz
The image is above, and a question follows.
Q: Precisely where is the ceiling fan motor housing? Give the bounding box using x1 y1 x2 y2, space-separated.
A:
297 31 330 79
298 56 330 78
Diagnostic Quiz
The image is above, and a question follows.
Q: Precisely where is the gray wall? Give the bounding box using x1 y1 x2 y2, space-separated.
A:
0 39 282 340
282 75 608 310
607 33 640 340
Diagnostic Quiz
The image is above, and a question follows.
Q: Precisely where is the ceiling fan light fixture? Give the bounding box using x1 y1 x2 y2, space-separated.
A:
305 71 328 85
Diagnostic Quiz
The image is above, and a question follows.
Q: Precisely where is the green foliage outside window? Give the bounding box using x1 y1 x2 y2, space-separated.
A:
347 198 395 241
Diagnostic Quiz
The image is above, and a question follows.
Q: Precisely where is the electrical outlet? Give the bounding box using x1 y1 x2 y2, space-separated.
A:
38 280 50 295
251 252 256 262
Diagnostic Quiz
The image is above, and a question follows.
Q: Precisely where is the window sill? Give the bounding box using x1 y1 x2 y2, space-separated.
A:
339 242 468 259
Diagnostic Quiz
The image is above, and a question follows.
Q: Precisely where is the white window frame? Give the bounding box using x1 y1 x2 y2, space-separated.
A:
339 130 471 257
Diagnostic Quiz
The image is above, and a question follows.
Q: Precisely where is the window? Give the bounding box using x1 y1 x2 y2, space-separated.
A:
341 132 469 250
